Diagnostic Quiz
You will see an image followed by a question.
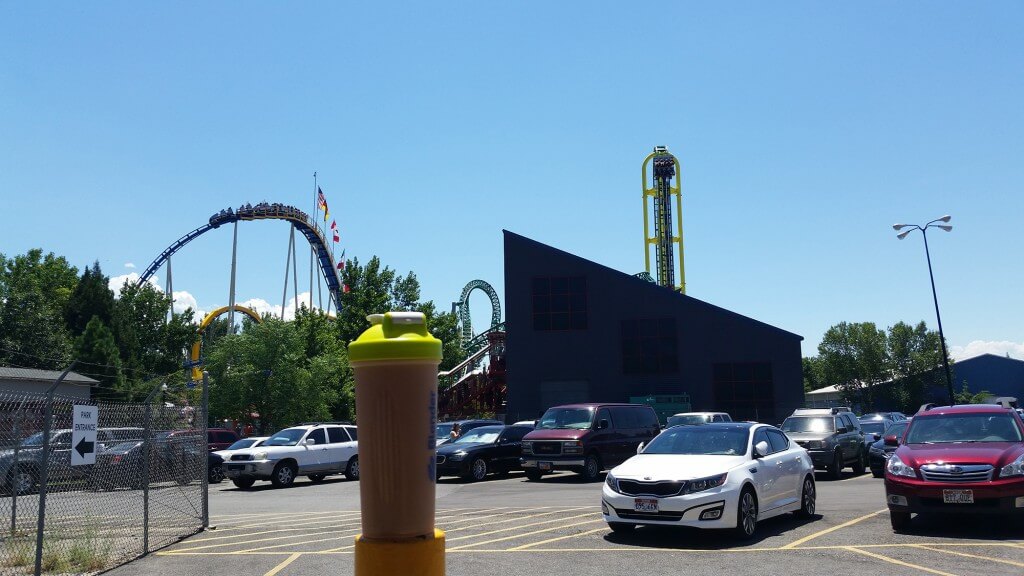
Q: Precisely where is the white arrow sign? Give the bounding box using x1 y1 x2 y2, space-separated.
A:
71 405 98 466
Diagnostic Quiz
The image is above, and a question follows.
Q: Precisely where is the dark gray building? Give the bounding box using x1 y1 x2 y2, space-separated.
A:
0 367 94 401
503 231 804 424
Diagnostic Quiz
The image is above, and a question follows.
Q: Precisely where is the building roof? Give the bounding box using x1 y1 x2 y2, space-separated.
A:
0 367 98 384
805 354 1024 397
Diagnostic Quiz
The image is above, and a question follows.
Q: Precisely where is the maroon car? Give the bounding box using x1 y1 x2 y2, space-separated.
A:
884 404 1024 530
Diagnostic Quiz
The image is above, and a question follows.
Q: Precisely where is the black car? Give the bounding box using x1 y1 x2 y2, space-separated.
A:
436 425 533 481
435 419 503 446
93 432 214 489
868 420 911 478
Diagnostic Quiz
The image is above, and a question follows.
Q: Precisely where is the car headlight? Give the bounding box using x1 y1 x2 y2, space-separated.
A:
683 473 727 494
886 455 916 478
253 451 269 461
1000 453 1024 478
449 452 468 461
521 442 533 454
562 441 583 455
605 473 620 493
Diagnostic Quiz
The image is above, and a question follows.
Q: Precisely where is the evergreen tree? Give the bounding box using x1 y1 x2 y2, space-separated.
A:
65 261 115 337
74 316 125 400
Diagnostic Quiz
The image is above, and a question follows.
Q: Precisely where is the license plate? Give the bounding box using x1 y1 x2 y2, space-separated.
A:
538 462 552 471
227 464 245 471
943 489 974 504
634 498 658 513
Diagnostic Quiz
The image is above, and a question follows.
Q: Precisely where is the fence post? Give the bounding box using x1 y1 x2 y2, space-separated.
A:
34 360 77 576
10 397 26 536
201 371 210 529
141 381 163 556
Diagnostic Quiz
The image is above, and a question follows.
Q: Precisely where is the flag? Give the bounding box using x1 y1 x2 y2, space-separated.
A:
330 220 337 230
333 232 340 243
317 187 327 211
336 261 344 270
323 209 329 222
343 284 350 293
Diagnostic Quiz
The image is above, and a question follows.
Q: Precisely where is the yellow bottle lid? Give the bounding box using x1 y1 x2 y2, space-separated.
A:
348 311 442 363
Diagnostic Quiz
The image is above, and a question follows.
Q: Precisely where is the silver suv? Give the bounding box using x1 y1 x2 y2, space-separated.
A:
223 423 358 489
782 408 866 479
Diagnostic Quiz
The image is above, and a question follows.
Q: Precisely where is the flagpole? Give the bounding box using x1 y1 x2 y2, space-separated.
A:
310 171 317 313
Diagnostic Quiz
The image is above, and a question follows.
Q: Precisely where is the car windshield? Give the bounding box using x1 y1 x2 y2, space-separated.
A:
20 432 45 447
782 417 835 433
452 426 502 444
263 429 307 447
884 422 909 437
667 415 707 427
644 426 749 456
536 408 594 430
860 422 886 435
905 413 1022 444
109 442 141 452
226 439 258 450
436 423 454 437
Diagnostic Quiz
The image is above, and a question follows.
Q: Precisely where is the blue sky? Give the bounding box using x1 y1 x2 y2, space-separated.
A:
2 2 1022 359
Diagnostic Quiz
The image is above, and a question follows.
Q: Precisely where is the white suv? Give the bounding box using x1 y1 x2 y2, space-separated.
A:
222 423 358 489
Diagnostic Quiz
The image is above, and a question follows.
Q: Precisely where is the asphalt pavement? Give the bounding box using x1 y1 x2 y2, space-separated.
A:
105 470 1024 576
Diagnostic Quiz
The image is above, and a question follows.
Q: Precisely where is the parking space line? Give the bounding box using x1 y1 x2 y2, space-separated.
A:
262 552 302 576
448 518 605 550
231 511 363 529
780 509 886 549
507 527 608 550
844 547 958 576
215 509 349 522
171 526 359 553
915 545 1024 568
240 532 359 553
189 519 363 543
446 511 599 542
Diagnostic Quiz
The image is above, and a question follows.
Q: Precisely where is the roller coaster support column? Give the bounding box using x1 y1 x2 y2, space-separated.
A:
227 220 239 328
281 225 295 320
349 312 445 576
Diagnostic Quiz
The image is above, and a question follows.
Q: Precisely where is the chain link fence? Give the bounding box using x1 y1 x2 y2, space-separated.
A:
0 372 208 575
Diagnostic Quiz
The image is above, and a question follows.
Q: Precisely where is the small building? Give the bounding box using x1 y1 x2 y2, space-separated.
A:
804 353 1024 411
0 367 95 402
503 231 805 425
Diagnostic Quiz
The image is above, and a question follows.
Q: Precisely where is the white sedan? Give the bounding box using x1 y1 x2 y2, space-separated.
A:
601 422 816 539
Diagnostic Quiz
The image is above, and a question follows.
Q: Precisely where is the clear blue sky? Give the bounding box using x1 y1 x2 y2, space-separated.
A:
2 2 1022 359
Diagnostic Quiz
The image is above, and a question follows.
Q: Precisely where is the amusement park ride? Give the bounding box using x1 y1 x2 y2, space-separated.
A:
138 146 684 419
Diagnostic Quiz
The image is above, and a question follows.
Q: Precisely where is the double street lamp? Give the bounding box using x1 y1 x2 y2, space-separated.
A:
893 216 955 405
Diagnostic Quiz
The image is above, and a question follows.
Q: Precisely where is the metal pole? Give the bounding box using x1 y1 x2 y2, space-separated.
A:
10 397 26 535
201 372 210 529
921 230 955 404
281 226 295 321
141 379 163 555
292 230 299 320
310 172 317 313
34 361 77 576
166 256 174 322
227 220 239 330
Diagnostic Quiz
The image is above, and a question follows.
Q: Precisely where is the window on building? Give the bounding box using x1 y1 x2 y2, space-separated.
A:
712 362 774 423
621 318 678 375
532 276 587 331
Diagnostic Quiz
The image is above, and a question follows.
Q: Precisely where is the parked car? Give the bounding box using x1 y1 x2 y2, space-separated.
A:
781 408 866 479
858 415 898 451
885 404 1024 530
868 420 911 478
666 412 732 427
436 424 534 481
861 412 907 422
214 436 268 459
207 428 241 451
92 431 205 489
521 403 661 482
2 427 144 495
601 422 816 539
223 423 359 489
436 419 503 446
208 452 225 484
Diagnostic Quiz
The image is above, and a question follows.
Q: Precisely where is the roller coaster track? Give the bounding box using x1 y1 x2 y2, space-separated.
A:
452 280 501 350
138 203 344 310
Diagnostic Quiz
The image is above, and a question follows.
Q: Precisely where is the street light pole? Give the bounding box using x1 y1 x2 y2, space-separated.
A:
893 216 955 405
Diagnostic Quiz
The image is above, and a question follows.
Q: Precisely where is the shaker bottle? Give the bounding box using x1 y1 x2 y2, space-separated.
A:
349 311 445 575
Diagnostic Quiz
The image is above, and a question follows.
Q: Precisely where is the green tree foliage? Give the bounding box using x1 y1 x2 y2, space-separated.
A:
0 249 79 368
205 315 342 433
73 316 125 399
64 261 115 336
954 383 991 405
112 282 195 398
886 321 949 409
817 322 889 410
802 357 824 393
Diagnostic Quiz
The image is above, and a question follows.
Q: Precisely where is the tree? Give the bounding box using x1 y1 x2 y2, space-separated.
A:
73 316 125 400
802 357 824 393
954 383 991 405
886 321 949 409
112 282 195 398
65 261 115 337
0 249 79 369
816 322 889 411
337 256 397 344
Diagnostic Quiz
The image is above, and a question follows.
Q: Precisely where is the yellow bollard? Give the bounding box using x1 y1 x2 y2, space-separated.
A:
349 312 445 576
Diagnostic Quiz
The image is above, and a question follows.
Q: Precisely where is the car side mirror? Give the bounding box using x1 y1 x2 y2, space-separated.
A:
872 433 881 442
304 438 317 446
636 442 645 454
596 419 609 430
883 435 899 447
753 441 770 458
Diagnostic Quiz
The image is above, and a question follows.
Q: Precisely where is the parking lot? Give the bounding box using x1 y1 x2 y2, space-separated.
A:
102 469 1024 576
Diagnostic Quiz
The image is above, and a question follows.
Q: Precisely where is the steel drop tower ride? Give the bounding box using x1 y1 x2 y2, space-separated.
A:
642 146 685 293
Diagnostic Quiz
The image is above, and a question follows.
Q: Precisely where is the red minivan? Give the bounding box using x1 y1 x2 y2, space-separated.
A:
520 403 660 482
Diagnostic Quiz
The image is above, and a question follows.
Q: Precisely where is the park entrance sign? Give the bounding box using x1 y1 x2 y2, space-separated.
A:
71 405 98 465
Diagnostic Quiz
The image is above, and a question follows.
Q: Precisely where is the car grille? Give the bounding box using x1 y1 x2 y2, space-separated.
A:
613 507 685 521
920 464 993 483
436 455 446 465
230 454 253 461
532 442 562 456
617 480 685 497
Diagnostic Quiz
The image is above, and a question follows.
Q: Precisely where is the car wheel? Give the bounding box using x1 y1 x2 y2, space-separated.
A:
466 458 488 482
308 474 326 483
9 467 36 496
734 488 758 539
270 462 297 488
828 451 843 480
795 475 815 518
525 469 543 482
581 454 602 482
871 469 883 479
208 463 225 484
890 510 911 531
608 522 635 534
852 451 866 475
232 478 255 490
345 456 360 481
